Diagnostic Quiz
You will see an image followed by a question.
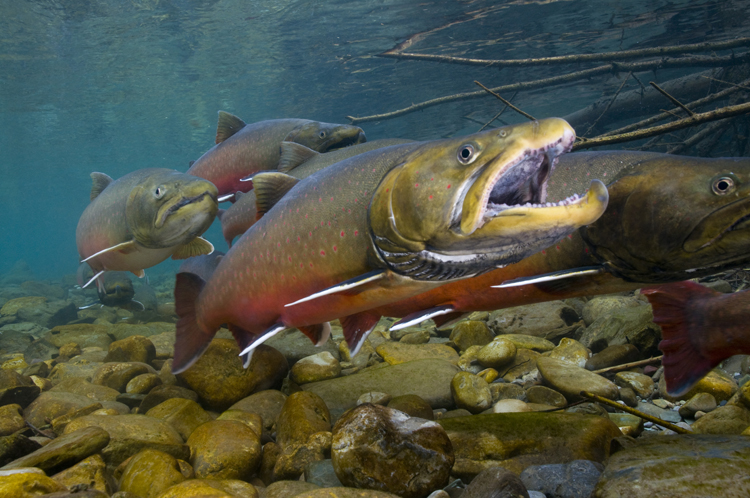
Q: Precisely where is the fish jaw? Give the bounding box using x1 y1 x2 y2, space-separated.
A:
369 118 603 280
285 121 367 152
126 172 219 250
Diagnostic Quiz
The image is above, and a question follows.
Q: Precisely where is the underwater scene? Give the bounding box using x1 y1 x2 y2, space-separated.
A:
2 0 750 496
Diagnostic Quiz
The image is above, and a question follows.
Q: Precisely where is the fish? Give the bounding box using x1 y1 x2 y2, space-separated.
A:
177 251 226 282
98 271 137 307
218 138 414 246
373 151 750 330
76 168 218 290
643 282 750 396
172 118 609 373
186 112 367 200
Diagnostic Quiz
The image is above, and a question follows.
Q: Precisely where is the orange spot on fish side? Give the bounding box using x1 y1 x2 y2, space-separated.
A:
333 245 338 252
340 231 345 237
429 195 433 200
288 256 292 262
556 245 561 251
320 250 326 256
354 230 359 236
447 184 451 189
415 183 419 187
541 250 546 255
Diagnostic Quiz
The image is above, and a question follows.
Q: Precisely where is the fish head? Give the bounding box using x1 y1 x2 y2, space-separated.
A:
369 118 608 280
125 170 219 249
285 121 367 152
98 271 136 306
581 156 750 281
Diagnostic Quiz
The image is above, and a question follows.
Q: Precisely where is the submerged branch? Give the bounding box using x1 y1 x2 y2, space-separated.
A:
346 52 750 124
582 72 632 138
571 101 750 151
474 81 535 120
379 37 750 67
579 391 692 434
649 81 695 116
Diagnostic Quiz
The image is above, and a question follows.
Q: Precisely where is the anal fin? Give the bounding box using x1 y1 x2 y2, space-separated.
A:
236 323 288 368
341 311 381 357
172 237 215 260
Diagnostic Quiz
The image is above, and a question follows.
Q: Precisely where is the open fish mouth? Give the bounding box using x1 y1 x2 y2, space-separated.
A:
683 197 750 252
156 191 217 228
458 127 578 234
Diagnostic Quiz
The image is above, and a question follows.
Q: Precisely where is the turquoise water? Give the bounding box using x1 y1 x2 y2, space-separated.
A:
1 0 748 278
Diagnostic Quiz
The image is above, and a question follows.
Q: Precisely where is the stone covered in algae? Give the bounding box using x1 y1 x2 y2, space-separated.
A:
438 412 622 479
594 435 750 497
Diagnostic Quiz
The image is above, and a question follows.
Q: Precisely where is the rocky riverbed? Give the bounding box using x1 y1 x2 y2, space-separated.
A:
1 261 749 498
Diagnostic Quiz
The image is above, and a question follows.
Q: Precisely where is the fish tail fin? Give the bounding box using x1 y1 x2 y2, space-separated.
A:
642 281 720 396
173 272 215 374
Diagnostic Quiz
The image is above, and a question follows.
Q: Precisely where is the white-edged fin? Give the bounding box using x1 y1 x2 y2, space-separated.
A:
493 266 605 288
80 240 138 263
82 270 105 289
238 323 287 358
284 270 386 307
131 300 146 311
78 302 103 310
218 193 236 203
241 349 255 369
316 322 332 346
390 305 456 331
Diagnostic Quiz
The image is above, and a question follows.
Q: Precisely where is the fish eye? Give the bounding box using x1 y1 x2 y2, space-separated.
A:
457 144 476 164
319 131 327 139
712 176 735 195
155 186 166 199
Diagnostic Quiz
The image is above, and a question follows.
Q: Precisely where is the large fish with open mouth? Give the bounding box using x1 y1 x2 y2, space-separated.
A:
173 118 609 373
218 138 414 246
186 112 367 201
374 152 750 330
76 169 219 289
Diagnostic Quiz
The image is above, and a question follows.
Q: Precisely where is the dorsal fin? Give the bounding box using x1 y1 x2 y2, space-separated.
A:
215 111 246 144
278 141 320 172
171 237 215 260
90 172 114 201
253 172 300 216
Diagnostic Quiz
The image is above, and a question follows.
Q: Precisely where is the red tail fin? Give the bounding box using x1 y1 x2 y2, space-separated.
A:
642 281 720 396
173 272 215 374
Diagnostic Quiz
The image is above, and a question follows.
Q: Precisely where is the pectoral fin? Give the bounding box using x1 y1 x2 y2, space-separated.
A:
131 269 146 278
215 111 246 144
253 172 300 217
285 270 386 307
390 304 456 331
341 311 381 357
278 142 319 172
171 237 215 260
492 266 605 288
90 172 114 201
81 240 139 263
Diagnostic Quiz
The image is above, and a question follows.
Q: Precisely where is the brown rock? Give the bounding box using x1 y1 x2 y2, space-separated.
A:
228 389 287 439
462 466 530 498
24 391 127 427
138 384 199 413
450 320 493 352
439 412 622 479
52 453 112 495
178 340 288 411
266 480 320 498
92 362 154 393
187 420 262 480
375 342 459 365
58 342 82 360
536 356 619 402
290 352 341 385
0 404 26 436
155 478 258 498
50 378 120 402
386 394 434 420
145 398 213 441
0 468 66 497
332 403 454 498
216 411 263 438
526 386 567 408
691 404 750 434
119 449 186 498
126 373 162 394
104 336 156 364
451 372 492 414
46 324 113 349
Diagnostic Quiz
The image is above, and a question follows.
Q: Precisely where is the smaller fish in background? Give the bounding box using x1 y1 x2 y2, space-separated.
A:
643 281 750 396
177 251 225 283
76 168 219 290
187 112 366 201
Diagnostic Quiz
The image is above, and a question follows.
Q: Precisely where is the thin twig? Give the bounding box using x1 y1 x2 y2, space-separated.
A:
571 101 750 151
474 81 535 120
667 119 732 154
346 52 750 124
379 37 750 67
701 75 750 92
593 355 663 375
478 91 517 132
583 72 633 137
602 76 750 137
650 81 696 116
579 391 692 434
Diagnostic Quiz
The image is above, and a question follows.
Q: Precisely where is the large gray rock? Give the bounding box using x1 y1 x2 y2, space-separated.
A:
581 296 642 326
302 359 459 421
521 460 603 498
594 435 750 497
578 305 661 355
489 302 583 343
265 329 340 365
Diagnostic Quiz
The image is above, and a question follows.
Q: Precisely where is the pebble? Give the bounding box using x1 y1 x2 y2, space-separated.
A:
118 449 186 498
451 372 492 414
536 356 618 402
187 420 262 480
614 371 654 398
476 337 517 369
520 460 603 498
290 352 341 384
462 466 530 498
449 321 493 352
332 403 453 498
548 338 590 368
